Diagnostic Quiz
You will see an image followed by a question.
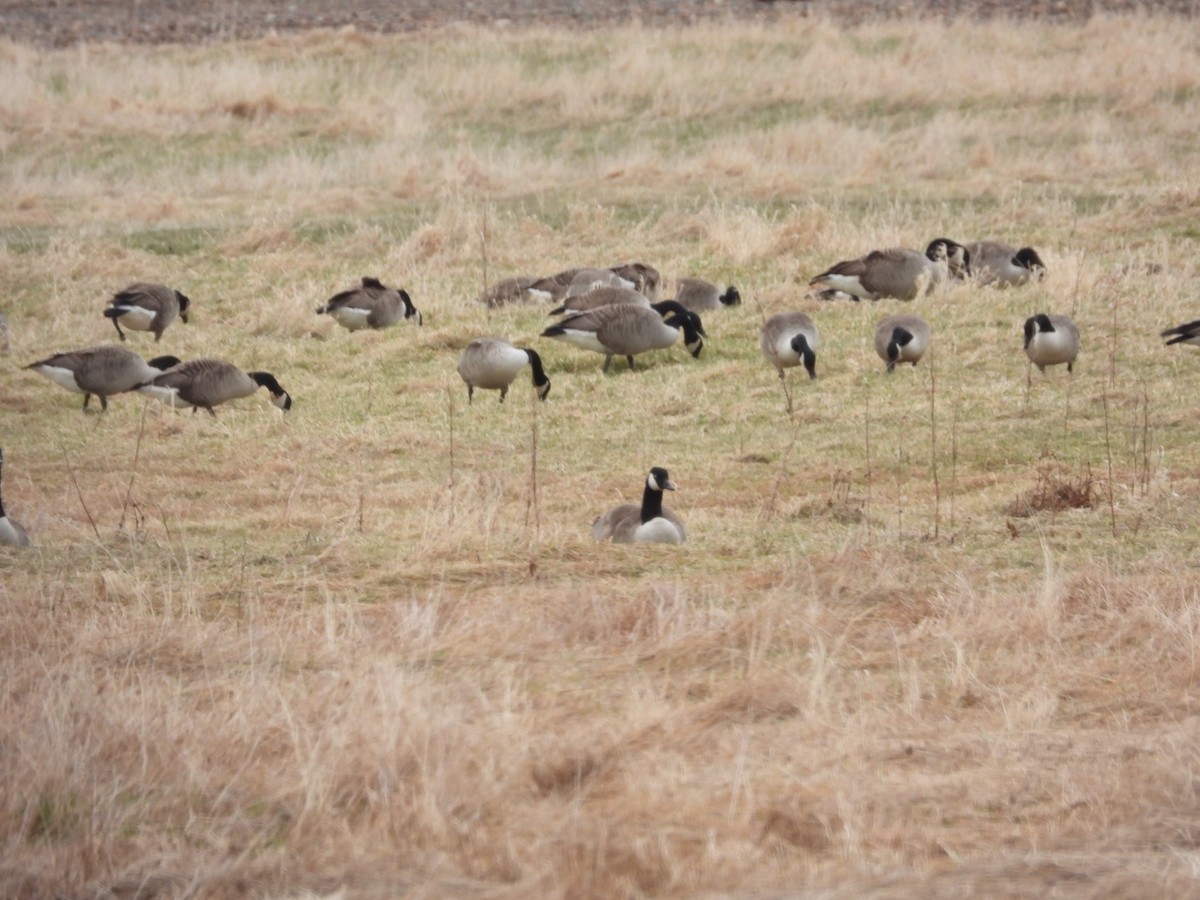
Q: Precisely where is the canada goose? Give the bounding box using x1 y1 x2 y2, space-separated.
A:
457 339 551 404
541 300 705 372
874 315 931 372
549 286 652 316
809 239 969 302
26 346 182 411
1023 313 1079 373
1161 319 1200 347
565 268 633 299
591 466 686 544
102 283 191 342
137 358 292 416
316 277 422 330
475 275 543 308
967 241 1046 287
673 278 741 313
0 448 31 548
609 262 663 300
760 312 819 379
527 269 582 304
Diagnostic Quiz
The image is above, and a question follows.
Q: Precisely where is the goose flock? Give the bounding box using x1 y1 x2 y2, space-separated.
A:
2 242 1194 549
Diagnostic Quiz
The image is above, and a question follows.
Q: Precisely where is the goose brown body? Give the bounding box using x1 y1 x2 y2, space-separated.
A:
967 241 1046 287
760 312 819 379
457 339 551 403
874 315 931 372
1023 313 1079 373
103 282 191 342
137 358 292 416
809 239 966 302
549 286 651 316
673 278 741 312
26 345 181 411
541 301 705 371
316 277 422 330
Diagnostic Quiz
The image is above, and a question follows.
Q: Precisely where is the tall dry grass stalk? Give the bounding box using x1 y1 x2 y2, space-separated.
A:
3 11 1200 898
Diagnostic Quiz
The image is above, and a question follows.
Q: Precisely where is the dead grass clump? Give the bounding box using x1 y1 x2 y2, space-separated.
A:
1005 463 1097 517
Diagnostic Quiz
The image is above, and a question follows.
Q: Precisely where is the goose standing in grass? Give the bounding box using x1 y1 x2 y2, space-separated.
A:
136 358 292 416
760 312 819 380
316 277 422 331
457 339 551 404
0 448 31 548
809 238 968 302
592 466 686 544
549 286 652 316
26 346 182 411
541 300 705 372
672 278 741 313
874 314 931 372
102 282 191 342
1161 319 1200 347
967 241 1046 287
1023 313 1079 373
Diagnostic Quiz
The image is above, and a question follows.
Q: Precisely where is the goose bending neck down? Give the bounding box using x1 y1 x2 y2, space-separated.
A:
1023 313 1079 373
457 339 552 404
592 467 687 544
26 346 182 411
136 358 292 416
541 300 705 372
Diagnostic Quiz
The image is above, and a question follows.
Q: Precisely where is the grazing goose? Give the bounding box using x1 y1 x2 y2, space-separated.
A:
457 339 551 404
103 282 191 342
316 277 422 331
967 241 1046 287
760 312 819 380
475 275 543 308
549 286 651 316
609 262 663 300
874 314 931 372
137 358 292 416
809 238 968 302
541 300 705 372
527 269 582 305
0 448 31 548
26 346 181 411
1023 313 1079 373
1161 319 1200 347
591 466 686 544
673 278 741 313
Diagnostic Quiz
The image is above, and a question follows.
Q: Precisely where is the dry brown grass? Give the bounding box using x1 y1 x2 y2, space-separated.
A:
3 11 1200 898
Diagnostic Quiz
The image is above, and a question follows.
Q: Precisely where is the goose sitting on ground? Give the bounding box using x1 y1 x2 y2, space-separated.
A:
103 282 191 342
457 339 551 404
0 448 31 548
760 312 819 380
809 238 969 302
1161 319 1200 347
549 286 652 316
564 268 633 299
26 345 182 411
541 300 705 372
874 314 931 372
609 262 662 300
967 241 1046 287
136 358 292 416
591 466 686 544
1023 313 1079 373
673 278 741 313
316 277 422 330
475 275 542 308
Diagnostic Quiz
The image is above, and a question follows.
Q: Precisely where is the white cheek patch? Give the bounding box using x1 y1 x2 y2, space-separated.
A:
269 392 290 410
37 365 86 393
113 306 156 330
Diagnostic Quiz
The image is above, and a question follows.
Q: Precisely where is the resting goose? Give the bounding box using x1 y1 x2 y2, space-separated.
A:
316 277 422 330
1023 313 1079 373
809 238 969 302
137 358 292 416
26 345 181 411
541 300 705 372
457 339 551 404
103 282 191 342
760 312 819 380
591 466 686 544
0 448 31 548
967 242 1046 287
874 315 931 372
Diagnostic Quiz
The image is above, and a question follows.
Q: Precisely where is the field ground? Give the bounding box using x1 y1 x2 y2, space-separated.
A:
2 11 1200 898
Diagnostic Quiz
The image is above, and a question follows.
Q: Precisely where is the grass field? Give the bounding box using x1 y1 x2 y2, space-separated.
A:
2 12 1200 897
